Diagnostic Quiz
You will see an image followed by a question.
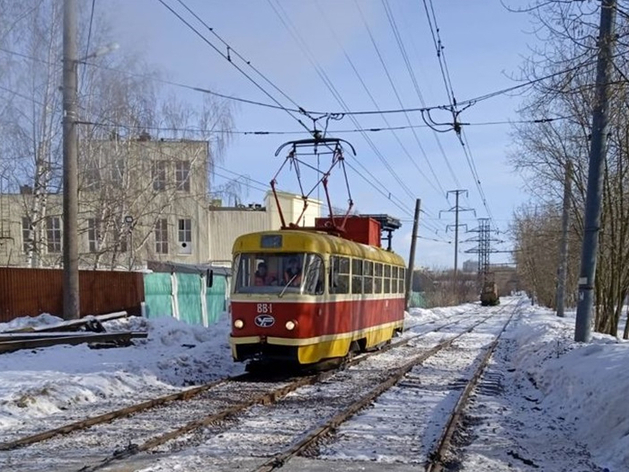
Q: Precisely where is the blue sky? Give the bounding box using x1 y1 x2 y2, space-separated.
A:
109 0 539 269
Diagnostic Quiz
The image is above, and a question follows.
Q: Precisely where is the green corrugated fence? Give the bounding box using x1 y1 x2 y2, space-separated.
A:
143 273 173 319
206 274 227 325
176 273 204 325
408 291 426 308
143 271 228 327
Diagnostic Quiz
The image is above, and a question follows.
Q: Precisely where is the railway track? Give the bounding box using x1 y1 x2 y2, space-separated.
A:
250 300 521 471
109 302 515 471
0 308 477 453
0 303 512 472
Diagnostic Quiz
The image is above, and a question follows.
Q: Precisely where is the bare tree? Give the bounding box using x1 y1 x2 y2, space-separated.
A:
508 0 629 337
0 0 237 270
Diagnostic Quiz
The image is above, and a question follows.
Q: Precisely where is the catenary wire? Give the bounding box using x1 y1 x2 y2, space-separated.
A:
77 116 569 137
80 0 97 87
156 0 312 133
421 0 497 226
313 1 447 233
268 0 419 217
0 45 606 118
354 0 446 198
382 0 462 189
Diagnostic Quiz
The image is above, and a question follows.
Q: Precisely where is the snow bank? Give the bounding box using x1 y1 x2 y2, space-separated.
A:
509 305 629 471
0 313 64 332
0 314 243 430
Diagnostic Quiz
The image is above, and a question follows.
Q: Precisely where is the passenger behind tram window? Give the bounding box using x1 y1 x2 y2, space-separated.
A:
284 256 302 286
254 261 276 286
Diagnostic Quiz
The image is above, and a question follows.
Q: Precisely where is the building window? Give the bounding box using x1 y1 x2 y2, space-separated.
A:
88 218 99 252
152 161 167 191
155 219 168 254
118 232 128 253
178 218 192 254
85 159 100 189
175 160 190 192
46 216 61 253
22 217 32 253
111 159 125 188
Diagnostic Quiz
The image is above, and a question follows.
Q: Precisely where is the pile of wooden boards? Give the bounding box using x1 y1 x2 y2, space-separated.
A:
0 311 148 354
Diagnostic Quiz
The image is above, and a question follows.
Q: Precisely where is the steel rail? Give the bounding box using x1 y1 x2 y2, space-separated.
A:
77 310 500 471
0 374 248 451
0 309 482 452
425 299 522 472
252 311 506 472
2 301 514 467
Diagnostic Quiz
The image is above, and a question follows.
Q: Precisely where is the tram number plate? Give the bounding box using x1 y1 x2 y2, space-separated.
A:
257 303 273 314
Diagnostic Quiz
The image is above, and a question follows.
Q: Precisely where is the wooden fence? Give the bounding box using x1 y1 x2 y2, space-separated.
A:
0 268 144 322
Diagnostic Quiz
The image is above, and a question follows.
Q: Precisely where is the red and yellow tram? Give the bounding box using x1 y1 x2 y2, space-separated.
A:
229 227 406 365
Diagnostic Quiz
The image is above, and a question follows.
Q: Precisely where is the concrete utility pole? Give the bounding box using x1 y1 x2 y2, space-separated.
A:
405 198 421 310
556 160 572 318
440 190 474 285
575 0 616 342
63 0 80 320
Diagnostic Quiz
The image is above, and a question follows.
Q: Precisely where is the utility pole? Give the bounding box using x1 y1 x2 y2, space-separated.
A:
405 198 421 310
556 160 572 318
63 0 80 320
440 190 474 287
575 0 616 342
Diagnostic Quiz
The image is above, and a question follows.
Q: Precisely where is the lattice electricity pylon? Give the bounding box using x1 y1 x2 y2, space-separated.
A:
464 218 503 286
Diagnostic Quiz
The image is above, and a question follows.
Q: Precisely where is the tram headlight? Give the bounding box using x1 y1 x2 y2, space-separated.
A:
234 319 244 329
285 320 297 331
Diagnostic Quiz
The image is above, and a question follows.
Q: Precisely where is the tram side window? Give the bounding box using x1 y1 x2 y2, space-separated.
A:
303 254 325 295
391 266 399 293
398 267 406 293
330 256 350 294
384 264 391 293
374 263 383 294
363 261 373 294
351 257 363 294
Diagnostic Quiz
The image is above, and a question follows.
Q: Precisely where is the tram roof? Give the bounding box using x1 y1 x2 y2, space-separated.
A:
233 230 405 266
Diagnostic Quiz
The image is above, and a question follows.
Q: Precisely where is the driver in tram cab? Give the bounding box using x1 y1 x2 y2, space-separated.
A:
254 261 276 286
284 256 302 286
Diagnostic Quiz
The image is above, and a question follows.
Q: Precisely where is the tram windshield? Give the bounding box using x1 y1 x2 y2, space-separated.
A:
233 253 324 295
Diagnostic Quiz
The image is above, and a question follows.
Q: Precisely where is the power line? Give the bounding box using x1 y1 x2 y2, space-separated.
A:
382 0 462 189
268 0 420 213
0 45 604 118
156 0 312 133
354 0 446 197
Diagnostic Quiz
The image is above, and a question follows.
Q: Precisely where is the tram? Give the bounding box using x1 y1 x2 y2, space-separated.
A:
229 221 406 366
229 136 406 366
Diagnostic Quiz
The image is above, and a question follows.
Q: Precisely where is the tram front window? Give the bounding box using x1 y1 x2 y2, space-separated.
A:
234 253 324 295
234 253 301 294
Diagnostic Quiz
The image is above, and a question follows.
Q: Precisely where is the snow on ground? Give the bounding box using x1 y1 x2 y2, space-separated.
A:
497 304 629 471
403 302 477 329
0 313 243 431
1 299 628 471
